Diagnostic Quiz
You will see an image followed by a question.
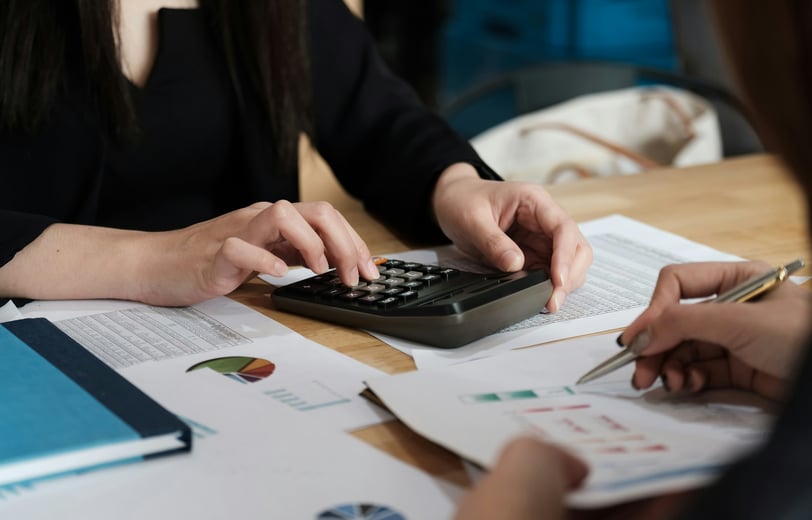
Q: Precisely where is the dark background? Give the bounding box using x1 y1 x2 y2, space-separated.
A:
363 0 760 157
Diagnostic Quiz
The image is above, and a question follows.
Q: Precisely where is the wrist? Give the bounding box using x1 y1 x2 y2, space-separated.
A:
432 163 481 217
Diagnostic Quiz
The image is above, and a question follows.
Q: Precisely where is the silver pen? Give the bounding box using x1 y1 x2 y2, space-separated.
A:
576 258 806 385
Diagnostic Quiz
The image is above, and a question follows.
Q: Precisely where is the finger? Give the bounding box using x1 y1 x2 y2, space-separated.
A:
296 201 381 285
496 437 589 490
550 238 592 312
293 201 367 285
636 302 765 359
245 201 331 274
566 239 592 291
332 211 379 281
619 261 771 345
661 357 687 391
684 360 785 400
211 237 286 290
632 353 667 389
465 207 527 272
548 220 591 295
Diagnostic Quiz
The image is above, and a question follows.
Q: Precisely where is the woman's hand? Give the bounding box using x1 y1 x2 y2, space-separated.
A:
432 163 592 312
454 437 588 520
620 261 812 401
0 200 380 307
142 200 380 305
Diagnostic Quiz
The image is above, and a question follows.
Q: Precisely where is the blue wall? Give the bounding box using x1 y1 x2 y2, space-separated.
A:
440 0 676 105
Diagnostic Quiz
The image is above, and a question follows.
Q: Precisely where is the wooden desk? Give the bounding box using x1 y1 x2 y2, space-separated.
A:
230 153 812 486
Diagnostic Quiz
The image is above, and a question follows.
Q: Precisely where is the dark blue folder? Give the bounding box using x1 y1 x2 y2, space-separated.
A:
0 318 191 487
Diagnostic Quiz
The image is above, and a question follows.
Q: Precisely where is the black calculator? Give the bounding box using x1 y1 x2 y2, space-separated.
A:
271 257 552 348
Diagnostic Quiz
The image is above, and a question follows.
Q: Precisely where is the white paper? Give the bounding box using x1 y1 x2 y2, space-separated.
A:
0 300 23 323
365 333 774 508
1 369 463 519
19 297 391 432
260 214 789 370
404 214 743 368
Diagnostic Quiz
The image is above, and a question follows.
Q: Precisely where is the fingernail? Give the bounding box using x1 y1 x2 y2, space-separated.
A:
316 255 329 273
628 330 651 355
687 371 697 391
367 259 379 276
661 374 670 392
559 265 569 287
273 259 288 275
348 266 360 287
547 293 560 313
616 333 625 347
500 250 523 272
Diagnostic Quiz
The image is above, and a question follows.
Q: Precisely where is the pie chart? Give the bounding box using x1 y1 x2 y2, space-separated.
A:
316 503 406 520
186 356 275 383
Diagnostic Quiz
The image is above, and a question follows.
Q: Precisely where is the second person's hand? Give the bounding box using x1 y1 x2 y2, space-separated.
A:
620 261 812 401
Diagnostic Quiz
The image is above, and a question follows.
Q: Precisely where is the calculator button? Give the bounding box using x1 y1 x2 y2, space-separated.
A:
438 268 459 279
366 275 386 283
381 287 404 296
319 287 346 299
377 296 399 309
287 282 329 296
383 259 404 268
400 262 423 270
420 274 442 286
358 294 385 304
402 271 424 280
381 277 405 287
338 290 366 301
421 265 442 274
364 283 387 293
382 268 405 276
397 290 418 302
401 280 423 291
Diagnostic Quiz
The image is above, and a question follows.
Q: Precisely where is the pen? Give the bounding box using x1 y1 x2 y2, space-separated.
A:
576 258 806 385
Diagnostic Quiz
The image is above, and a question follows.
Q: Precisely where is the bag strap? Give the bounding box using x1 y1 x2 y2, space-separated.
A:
639 88 697 141
517 121 663 170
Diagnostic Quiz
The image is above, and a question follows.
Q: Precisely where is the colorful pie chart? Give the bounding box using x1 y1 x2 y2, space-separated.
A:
316 503 406 520
186 356 275 383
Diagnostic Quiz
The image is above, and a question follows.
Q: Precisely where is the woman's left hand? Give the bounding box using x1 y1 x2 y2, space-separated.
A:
432 163 592 312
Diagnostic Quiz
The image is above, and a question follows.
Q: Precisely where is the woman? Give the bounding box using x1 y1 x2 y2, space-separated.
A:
456 1 812 518
0 0 591 309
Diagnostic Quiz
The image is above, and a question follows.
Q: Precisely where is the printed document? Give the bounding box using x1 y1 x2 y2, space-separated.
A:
2 369 463 519
365 333 774 507
18 296 391 432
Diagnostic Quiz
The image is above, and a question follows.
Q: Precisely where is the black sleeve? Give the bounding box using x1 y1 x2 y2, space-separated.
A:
675 342 812 519
306 0 500 243
0 212 60 267
0 99 102 268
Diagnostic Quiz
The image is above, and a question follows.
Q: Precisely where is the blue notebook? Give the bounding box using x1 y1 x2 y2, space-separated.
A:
0 318 191 487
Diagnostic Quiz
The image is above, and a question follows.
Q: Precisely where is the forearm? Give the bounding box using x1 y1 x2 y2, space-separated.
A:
0 223 162 302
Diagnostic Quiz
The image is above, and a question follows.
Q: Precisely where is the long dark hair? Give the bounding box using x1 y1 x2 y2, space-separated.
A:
710 1 812 201
0 0 311 174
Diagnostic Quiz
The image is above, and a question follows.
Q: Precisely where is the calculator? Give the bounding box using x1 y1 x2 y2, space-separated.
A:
271 257 552 348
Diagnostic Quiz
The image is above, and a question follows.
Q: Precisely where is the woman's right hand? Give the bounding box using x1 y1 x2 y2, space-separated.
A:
620 261 812 401
0 200 380 307
142 200 380 306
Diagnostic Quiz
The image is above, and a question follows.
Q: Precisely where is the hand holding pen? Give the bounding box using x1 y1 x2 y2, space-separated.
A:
577 260 811 401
